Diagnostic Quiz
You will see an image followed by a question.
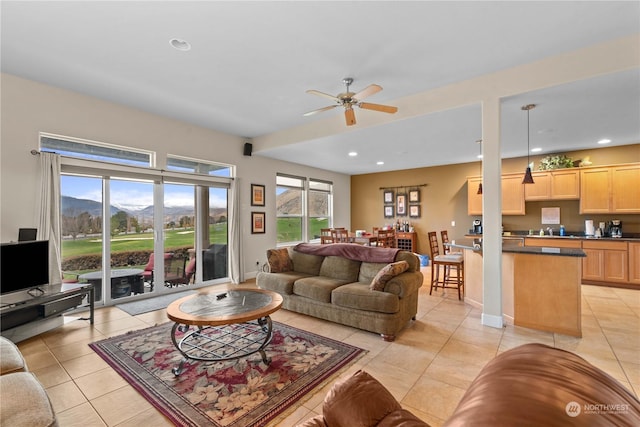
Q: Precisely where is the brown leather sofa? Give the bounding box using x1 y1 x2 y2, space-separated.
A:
297 343 640 427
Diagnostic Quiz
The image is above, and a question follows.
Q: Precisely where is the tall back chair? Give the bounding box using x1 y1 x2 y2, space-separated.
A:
331 228 350 243
320 228 334 244
441 230 461 254
428 231 464 300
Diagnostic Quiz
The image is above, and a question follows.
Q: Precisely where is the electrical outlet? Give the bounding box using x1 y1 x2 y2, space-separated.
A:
451 220 456 227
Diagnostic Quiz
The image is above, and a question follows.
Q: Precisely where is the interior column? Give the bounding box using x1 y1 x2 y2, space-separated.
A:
480 98 503 329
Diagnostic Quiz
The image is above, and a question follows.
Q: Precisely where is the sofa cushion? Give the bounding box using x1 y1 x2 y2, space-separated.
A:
322 370 413 427
1 337 27 375
443 343 640 427
293 276 351 303
267 248 293 273
358 261 388 284
332 283 399 314
319 256 361 282
256 271 313 295
290 248 324 276
0 372 58 427
370 261 409 291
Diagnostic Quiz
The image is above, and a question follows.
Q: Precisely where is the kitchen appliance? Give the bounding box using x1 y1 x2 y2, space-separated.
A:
609 220 622 238
585 220 595 237
472 219 482 234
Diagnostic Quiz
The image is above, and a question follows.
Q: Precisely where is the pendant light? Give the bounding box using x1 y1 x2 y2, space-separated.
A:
521 104 536 184
476 139 483 194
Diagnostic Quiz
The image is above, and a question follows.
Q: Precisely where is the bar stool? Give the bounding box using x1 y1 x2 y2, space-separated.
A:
428 231 464 300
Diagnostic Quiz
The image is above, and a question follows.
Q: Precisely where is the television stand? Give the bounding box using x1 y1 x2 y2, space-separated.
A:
0 283 94 334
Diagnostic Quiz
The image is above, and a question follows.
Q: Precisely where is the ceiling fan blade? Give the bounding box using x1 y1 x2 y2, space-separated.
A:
306 89 341 102
345 107 356 126
303 105 338 116
359 102 398 114
353 84 382 101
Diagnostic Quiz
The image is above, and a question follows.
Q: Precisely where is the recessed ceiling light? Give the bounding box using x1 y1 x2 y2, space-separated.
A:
597 138 611 144
170 38 191 51
348 151 358 157
376 161 384 165
531 147 542 153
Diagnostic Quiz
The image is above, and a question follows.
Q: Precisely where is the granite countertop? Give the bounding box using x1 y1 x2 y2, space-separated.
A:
448 238 586 257
466 233 640 242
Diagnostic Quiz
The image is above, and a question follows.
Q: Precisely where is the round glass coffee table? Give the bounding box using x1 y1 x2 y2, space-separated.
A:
166 287 283 375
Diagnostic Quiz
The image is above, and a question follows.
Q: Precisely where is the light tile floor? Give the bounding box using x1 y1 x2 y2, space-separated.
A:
16 267 640 426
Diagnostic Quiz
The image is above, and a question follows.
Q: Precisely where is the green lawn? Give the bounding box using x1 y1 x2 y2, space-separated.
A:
62 223 228 257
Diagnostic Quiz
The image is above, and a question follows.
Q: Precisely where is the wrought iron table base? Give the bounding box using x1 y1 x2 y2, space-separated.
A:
170 316 274 376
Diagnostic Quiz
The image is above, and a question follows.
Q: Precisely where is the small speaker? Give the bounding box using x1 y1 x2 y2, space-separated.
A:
243 142 253 156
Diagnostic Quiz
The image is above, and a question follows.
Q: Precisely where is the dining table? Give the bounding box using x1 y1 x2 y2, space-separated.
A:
350 232 378 246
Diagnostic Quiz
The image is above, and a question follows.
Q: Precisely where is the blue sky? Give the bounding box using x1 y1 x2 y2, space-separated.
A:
62 176 227 208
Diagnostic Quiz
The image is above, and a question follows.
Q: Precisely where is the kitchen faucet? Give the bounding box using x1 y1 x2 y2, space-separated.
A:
546 227 554 236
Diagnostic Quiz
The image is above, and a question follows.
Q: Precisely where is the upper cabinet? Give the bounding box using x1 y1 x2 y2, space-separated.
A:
467 174 525 215
580 163 640 214
524 169 580 201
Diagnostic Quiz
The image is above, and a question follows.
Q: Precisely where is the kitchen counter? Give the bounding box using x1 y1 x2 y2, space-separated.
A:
450 238 586 258
466 233 640 242
453 238 584 337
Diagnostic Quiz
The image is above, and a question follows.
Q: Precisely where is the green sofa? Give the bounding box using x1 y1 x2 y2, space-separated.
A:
256 243 423 341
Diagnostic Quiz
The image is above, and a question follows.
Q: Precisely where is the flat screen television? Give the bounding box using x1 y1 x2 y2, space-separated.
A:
0 240 49 295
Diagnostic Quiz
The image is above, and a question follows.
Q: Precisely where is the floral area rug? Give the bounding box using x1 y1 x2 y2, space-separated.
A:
89 321 366 426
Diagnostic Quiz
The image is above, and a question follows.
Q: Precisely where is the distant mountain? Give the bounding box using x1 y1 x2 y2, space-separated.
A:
61 196 227 223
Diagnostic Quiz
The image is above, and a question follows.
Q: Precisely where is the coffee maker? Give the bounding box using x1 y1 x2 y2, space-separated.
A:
472 219 482 234
609 220 622 238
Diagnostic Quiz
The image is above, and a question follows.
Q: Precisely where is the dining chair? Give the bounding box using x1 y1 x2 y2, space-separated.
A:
331 228 350 243
376 229 396 248
428 231 464 300
320 228 334 244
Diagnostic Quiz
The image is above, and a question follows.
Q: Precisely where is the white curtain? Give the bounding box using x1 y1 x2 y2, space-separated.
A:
36 152 62 285
228 178 243 284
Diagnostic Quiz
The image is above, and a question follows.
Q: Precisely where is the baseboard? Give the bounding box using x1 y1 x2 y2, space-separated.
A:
481 313 504 329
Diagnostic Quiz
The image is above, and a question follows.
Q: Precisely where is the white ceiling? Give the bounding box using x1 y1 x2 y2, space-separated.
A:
2 1 639 175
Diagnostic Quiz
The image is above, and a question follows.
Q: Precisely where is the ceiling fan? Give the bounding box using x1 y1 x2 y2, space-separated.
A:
304 77 398 126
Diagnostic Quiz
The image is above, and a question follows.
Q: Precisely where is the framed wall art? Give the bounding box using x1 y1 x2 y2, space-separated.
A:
383 190 394 204
251 184 265 207
384 205 394 218
251 212 265 234
409 189 420 203
396 193 407 216
409 205 421 218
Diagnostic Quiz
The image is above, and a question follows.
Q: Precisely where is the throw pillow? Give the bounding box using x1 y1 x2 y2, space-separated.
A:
266 248 293 273
370 260 409 291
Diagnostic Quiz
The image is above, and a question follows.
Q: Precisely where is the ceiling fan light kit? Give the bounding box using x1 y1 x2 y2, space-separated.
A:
304 77 398 126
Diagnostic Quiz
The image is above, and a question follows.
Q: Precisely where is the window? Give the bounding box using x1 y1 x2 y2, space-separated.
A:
45 134 234 303
308 179 332 241
276 174 333 245
41 134 153 167
167 155 233 178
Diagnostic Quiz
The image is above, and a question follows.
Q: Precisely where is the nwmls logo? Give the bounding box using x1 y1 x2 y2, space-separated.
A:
565 400 631 417
565 401 581 417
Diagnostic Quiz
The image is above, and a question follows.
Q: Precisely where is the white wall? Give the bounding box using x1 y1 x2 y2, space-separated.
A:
0 73 351 278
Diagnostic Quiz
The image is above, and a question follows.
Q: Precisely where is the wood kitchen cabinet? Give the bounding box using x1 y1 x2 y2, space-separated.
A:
467 177 483 215
629 242 640 286
467 174 525 215
611 164 640 213
580 163 640 214
581 240 628 284
524 238 582 249
525 169 580 201
580 167 611 214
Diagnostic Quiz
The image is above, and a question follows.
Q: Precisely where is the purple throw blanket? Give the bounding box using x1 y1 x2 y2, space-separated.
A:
294 243 401 263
